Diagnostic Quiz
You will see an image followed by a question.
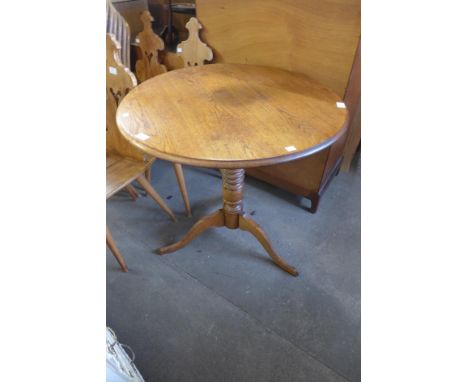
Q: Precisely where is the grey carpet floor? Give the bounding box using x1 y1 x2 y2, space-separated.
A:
107 156 360 382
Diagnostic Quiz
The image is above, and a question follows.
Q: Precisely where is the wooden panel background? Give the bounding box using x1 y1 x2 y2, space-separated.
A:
341 39 361 170
196 0 361 98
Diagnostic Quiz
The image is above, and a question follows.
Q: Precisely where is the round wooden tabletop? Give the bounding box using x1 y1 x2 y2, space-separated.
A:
116 63 348 169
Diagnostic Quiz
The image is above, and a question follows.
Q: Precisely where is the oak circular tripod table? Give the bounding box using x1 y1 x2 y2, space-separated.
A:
116 63 348 276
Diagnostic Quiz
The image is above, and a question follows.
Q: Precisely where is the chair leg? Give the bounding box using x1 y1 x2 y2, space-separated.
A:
145 167 152 182
172 163 192 217
106 226 128 272
126 184 139 200
136 175 177 221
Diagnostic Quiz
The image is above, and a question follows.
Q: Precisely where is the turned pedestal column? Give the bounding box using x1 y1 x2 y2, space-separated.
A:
221 169 244 229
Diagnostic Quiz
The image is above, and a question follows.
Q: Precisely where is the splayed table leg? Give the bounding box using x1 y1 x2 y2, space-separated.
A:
157 168 298 276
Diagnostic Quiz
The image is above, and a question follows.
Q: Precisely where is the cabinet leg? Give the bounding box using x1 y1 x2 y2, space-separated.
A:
309 194 320 213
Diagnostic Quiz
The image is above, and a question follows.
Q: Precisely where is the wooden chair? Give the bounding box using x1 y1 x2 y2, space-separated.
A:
106 33 176 271
134 10 192 217
107 0 142 200
135 10 167 81
176 17 213 67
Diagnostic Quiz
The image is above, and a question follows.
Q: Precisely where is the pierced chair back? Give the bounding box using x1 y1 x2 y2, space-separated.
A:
135 10 167 82
177 17 213 67
106 33 146 162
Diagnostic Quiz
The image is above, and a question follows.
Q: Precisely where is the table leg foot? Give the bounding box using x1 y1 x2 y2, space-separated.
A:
239 214 299 276
157 209 224 255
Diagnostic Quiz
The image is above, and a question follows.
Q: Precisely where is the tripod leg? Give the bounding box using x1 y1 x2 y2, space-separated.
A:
157 210 224 255
239 215 298 276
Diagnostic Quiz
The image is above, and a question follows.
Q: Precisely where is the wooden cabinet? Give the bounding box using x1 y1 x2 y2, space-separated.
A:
247 131 348 212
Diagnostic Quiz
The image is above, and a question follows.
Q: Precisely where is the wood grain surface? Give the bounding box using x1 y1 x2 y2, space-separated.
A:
197 0 361 98
176 17 213 67
106 34 146 162
135 10 167 82
116 63 348 168
106 153 147 199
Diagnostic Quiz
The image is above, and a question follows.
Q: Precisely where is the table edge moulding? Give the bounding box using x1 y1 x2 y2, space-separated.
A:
116 63 349 170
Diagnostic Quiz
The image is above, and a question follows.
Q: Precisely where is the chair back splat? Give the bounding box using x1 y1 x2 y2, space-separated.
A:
106 34 145 162
135 10 167 82
177 17 213 67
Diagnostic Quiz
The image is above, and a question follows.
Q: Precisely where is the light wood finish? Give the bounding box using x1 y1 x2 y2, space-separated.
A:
197 0 360 98
106 33 173 204
176 17 213 67
107 33 176 270
133 11 192 216
172 163 191 217
107 34 144 162
106 225 128 272
160 13 210 71
135 10 167 83
117 64 348 169
161 51 185 71
144 166 152 182
119 63 347 275
106 152 147 199
126 184 139 199
109 32 191 216
135 175 176 221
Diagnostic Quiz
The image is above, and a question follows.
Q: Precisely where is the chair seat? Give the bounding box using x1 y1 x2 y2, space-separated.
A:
106 152 148 199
